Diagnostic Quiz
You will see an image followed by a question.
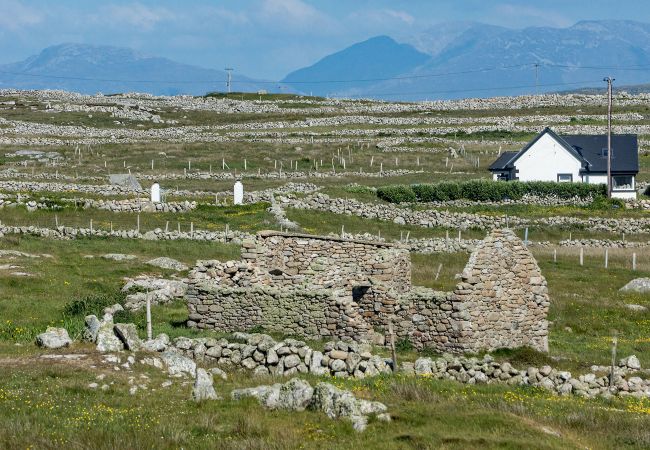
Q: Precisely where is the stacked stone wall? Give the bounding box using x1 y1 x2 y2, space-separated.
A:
243 231 411 294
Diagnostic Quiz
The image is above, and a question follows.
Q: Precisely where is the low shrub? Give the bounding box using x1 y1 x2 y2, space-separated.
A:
376 185 417 203
589 196 625 210
62 292 126 318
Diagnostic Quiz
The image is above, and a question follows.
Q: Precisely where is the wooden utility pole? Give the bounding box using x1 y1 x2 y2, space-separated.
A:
604 77 614 199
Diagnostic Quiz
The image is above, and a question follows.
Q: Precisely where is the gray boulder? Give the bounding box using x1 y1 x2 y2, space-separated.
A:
142 333 170 352
620 278 650 294
146 257 188 271
101 253 137 261
96 319 124 352
209 367 228 381
36 327 72 349
82 315 101 342
113 323 142 351
620 355 642 370
160 351 196 377
231 384 281 409
278 378 314 411
192 368 220 401
103 303 124 317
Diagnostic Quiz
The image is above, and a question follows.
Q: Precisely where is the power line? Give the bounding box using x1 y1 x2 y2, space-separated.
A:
0 63 542 86
333 80 604 99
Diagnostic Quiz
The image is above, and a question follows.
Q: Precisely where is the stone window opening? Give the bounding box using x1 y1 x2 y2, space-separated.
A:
352 286 371 303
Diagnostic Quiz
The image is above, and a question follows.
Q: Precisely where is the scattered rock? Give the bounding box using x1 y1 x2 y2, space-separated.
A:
103 303 124 318
96 319 124 352
620 278 650 294
625 304 648 313
35 327 72 349
102 253 137 261
113 323 142 351
232 378 388 432
142 333 170 352
146 257 188 271
192 368 220 401
160 351 196 377
83 315 101 342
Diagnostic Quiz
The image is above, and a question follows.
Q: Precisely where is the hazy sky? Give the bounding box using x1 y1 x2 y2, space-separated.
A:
0 0 648 79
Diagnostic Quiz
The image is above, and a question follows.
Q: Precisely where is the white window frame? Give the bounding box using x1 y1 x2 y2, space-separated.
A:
612 175 635 191
557 173 573 183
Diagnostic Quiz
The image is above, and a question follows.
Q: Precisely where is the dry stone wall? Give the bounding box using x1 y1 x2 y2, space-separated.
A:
187 229 549 353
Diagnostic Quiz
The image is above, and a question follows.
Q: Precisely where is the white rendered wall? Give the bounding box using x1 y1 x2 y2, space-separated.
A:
513 133 582 182
612 191 637 200
584 175 607 185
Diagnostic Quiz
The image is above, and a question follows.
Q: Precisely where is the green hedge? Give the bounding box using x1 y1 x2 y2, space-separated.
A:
376 185 417 203
376 181 606 203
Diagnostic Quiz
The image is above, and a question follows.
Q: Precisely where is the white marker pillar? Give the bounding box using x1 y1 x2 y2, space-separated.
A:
233 180 244 205
150 182 161 203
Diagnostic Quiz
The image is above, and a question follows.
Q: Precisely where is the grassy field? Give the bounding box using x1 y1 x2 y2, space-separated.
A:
0 202 274 234
2 91 650 448
3 355 650 449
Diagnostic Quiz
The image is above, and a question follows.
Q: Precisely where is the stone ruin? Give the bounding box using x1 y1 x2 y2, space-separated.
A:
186 228 549 353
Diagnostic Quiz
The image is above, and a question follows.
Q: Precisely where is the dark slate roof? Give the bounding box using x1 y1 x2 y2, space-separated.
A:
562 134 639 173
488 128 639 174
488 151 517 170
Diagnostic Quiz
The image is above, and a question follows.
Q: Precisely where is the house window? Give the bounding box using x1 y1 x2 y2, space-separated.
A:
557 173 573 183
601 148 615 158
613 175 634 190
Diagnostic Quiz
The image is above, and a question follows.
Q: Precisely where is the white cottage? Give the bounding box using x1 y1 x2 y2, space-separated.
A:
488 128 639 199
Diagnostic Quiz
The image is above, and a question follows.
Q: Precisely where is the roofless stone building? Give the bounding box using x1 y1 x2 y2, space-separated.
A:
186 229 549 353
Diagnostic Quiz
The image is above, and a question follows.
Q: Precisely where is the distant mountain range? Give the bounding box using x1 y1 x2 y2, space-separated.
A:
3 20 650 99
284 20 650 100
281 36 429 97
0 43 280 96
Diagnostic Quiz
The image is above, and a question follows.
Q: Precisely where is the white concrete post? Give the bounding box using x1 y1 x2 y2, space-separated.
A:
146 297 152 341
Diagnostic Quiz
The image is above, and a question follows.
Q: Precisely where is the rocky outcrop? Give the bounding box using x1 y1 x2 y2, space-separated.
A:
231 378 390 432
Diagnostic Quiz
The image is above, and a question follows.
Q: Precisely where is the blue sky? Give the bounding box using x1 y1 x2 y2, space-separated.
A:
0 0 648 79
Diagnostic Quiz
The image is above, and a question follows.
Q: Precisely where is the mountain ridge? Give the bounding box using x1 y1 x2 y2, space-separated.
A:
0 43 278 96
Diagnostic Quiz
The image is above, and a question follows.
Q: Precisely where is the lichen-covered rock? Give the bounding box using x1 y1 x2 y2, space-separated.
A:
113 323 142 351
231 384 281 409
36 327 72 349
82 315 101 342
192 368 220 401
160 351 196 377
96 319 124 352
620 278 650 294
146 257 188 271
277 378 313 411
142 333 170 352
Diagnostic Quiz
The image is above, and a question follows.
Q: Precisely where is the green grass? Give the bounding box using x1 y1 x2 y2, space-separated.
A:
0 202 274 234
3 357 650 449
0 235 239 342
